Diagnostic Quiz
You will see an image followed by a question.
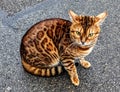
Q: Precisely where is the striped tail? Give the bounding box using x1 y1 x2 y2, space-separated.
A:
22 60 64 77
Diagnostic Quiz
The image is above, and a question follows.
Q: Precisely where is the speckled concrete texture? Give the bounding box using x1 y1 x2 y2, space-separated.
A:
0 0 120 92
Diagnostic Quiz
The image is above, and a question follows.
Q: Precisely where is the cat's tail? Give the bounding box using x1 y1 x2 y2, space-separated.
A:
22 60 64 77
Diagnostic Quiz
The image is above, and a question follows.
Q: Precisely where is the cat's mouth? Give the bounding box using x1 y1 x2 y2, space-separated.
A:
72 41 93 48
79 42 95 47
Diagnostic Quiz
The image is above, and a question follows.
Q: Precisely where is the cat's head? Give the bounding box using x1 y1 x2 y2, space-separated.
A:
69 10 107 47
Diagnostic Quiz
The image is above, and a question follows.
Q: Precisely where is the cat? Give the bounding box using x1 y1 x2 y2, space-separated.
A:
20 10 107 86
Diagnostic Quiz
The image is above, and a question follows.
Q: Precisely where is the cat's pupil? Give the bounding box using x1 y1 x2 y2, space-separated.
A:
89 33 93 37
76 31 81 36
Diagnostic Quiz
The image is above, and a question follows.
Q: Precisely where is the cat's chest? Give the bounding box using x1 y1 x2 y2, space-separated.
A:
78 47 94 58
79 46 94 57
65 45 94 58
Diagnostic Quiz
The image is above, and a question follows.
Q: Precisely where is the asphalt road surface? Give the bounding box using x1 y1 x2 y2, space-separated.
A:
0 0 120 92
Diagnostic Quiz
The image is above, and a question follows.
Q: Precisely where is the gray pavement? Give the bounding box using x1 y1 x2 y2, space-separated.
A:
0 0 120 92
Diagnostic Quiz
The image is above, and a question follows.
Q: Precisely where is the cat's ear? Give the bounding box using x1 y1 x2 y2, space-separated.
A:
95 11 108 25
69 10 79 23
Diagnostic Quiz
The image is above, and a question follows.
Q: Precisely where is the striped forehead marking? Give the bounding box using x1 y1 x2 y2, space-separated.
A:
80 16 95 33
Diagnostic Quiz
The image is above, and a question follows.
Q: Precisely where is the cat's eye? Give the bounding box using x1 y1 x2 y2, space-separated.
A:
76 31 81 36
89 33 94 37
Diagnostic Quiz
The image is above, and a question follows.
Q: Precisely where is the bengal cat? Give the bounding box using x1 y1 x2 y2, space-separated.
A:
20 10 107 86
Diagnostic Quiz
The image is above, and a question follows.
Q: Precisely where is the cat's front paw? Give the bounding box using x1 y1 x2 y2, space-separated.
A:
80 60 91 69
70 75 79 86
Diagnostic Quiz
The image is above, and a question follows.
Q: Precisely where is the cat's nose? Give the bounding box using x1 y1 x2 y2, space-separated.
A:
81 41 85 45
